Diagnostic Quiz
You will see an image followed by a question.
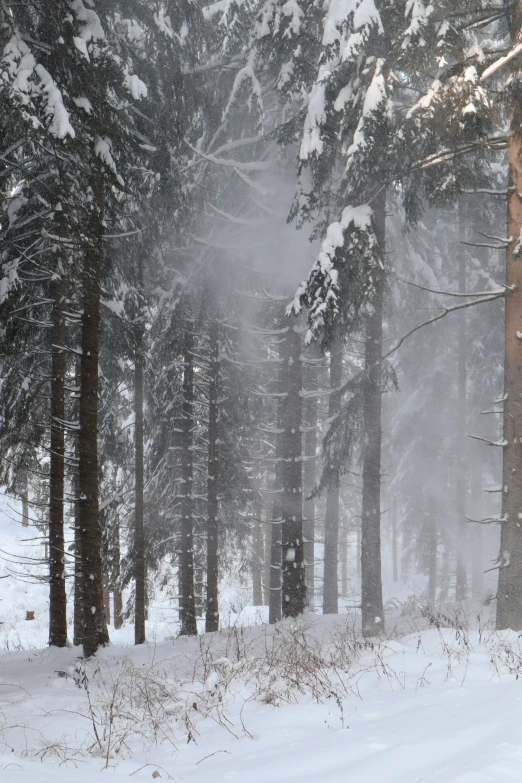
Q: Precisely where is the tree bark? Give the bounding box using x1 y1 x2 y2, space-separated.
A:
252 498 264 606
73 361 82 647
79 169 110 658
21 470 29 527
427 497 438 606
269 331 286 624
206 319 220 632
134 256 146 645
360 187 386 637
113 519 123 630
282 324 306 617
497 4 522 628
303 390 317 608
323 333 343 614
391 496 398 583
470 459 483 601
455 198 468 602
180 334 197 636
48 277 67 647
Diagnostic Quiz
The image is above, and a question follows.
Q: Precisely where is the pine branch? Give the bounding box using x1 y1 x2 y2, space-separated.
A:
383 292 507 360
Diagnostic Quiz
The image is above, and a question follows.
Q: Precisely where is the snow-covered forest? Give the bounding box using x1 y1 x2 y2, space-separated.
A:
1 1 522 781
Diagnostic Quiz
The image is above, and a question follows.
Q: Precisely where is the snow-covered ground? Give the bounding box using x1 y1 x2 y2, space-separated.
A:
1 501 522 782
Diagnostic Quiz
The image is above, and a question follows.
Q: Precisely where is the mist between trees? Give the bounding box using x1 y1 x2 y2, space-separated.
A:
0 0 520 657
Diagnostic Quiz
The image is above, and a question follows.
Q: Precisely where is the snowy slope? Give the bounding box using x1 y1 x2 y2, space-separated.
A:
1 500 522 782
0 620 522 782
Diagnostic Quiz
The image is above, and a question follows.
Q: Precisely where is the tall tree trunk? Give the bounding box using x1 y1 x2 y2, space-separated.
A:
455 198 468 602
497 6 522 627
180 334 197 636
73 361 82 647
391 496 398 583
470 460 483 601
282 325 306 617
103 573 111 625
303 392 317 608
360 187 386 637
263 515 271 606
427 497 438 606
49 278 67 647
323 333 343 614
21 470 29 527
79 169 110 658
269 330 286 624
113 520 123 630
340 514 348 599
134 256 146 645
252 497 264 606
206 319 220 632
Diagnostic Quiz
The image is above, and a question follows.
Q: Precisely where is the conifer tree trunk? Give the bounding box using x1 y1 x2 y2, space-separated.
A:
269 330 286 624
391 496 398 583
180 335 197 636
73 362 82 647
303 393 317 607
79 169 110 658
252 485 264 607
340 515 348 599
49 278 67 647
497 3 522 628
455 199 468 602
427 497 438 606
282 325 306 617
134 256 146 645
113 520 123 630
103 573 111 625
21 470 29 527
360 188 386 637
263 516 271 606
470 461 483 601
323 333 343 614
206 319 219 632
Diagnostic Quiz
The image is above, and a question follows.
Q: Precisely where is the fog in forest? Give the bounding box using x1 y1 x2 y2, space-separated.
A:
1 2 522 780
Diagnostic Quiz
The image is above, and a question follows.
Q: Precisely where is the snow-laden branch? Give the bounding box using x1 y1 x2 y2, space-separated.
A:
183 140 271 172
480 41 522 82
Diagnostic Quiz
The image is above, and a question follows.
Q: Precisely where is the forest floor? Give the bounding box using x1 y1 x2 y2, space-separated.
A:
1 505 521 782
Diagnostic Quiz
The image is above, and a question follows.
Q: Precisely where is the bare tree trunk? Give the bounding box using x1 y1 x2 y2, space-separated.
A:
21 470 29 527
79 169 110 658
303 392 317 608
206 319 220 632
252 501 264 606
134 256 146 645
427 497 438 606
269 329 287 624
455 198 468 602
49 278 67 647
470 460 483 601
391 496 398 583
180 335 197 636
103 573 111 625
340 513 348 599
113 520 123 630
323 333 342 614
282 324 306 617
263 519 271 607
73 361 82 647
360 187 386 637
497 5 522 627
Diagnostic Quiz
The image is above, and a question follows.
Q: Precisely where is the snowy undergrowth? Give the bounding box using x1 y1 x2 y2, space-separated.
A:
2 613 522 781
